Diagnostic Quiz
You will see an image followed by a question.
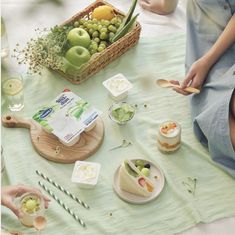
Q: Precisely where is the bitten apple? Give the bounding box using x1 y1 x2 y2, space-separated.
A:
67 28 91 48
65 46 91 67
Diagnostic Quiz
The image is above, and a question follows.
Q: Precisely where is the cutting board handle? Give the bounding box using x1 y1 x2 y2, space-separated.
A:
2 115 32 129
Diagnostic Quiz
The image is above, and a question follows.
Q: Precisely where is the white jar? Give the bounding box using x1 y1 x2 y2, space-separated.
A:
71 161 101 189
103 74 133 101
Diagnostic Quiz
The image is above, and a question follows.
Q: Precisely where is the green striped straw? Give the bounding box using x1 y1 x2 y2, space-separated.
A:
38 181 86 228
36 170 89 209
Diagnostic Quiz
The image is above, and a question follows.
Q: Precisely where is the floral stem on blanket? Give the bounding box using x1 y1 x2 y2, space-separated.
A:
109 139 132 151
182 177 197 196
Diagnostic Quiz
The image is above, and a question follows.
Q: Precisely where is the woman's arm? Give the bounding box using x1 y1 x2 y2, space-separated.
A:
139 0 179 15
174 14 235 95
202 14 235 69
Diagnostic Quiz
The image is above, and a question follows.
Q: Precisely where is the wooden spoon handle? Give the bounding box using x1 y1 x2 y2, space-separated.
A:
2 115 32 129
174 85 200 94
183 87 200 94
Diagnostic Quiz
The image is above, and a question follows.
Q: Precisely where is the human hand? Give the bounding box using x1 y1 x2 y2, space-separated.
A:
1 184 50 218
139 0 178 15
171 57 212 95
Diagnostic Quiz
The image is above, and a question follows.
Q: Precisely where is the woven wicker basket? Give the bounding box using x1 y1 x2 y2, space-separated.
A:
56 0 141 84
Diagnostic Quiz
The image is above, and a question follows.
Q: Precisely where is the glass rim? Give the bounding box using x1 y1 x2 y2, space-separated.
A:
158 120 181 138
4 73 23 80
108 101 135 125
16 192 45 216
2 75 24 96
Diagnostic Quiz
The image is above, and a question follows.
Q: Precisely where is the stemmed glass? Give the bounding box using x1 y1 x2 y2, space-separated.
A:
33 216 47 235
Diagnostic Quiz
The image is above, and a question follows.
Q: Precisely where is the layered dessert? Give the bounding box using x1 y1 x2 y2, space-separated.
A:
156 121 181 153
18 193 45 227
119 160 154 197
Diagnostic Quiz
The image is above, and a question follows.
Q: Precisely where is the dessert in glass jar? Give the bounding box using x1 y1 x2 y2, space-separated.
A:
156 121 181 153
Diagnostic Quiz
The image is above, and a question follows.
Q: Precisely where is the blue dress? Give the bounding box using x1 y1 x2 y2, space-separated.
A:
186 0 235 176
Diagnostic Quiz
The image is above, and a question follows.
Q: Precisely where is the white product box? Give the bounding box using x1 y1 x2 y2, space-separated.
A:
32 89 100 146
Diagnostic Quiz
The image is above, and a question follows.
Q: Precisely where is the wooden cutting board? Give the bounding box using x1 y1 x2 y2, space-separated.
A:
2 115 105 163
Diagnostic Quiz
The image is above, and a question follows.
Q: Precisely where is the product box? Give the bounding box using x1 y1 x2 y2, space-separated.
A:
33 89 100 146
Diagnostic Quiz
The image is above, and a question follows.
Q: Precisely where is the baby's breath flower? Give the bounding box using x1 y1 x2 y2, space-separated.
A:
13 24 73 75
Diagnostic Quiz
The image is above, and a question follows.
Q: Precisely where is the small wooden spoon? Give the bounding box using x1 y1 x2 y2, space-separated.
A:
156 79 200 94
33 216 47 234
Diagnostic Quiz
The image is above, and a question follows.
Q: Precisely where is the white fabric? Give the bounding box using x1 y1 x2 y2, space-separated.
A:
1 0 235 234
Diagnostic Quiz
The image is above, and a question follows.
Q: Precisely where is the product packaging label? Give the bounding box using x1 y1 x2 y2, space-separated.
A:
33 89 99 144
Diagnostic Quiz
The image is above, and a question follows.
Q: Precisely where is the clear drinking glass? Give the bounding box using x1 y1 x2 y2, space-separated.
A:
1 17 9 62
16 192 45 227
2 73 24 112
1 146 4 174
108 102 135 125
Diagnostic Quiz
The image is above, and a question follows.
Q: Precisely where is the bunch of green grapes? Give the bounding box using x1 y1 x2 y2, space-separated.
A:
72 16 123 55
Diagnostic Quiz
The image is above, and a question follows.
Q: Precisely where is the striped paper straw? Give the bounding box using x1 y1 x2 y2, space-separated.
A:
38 181 86 228
36 170 89 209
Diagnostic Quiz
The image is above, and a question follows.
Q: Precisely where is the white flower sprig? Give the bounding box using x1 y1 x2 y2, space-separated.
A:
12 25 73 75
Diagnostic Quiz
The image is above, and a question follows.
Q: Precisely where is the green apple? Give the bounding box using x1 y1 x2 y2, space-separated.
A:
61 57 80 75
141 167 150 177
65 46 91 67
67 28 91 48
61 57 82 75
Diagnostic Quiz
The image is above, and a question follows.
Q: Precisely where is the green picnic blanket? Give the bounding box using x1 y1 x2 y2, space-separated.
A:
2 33 235 235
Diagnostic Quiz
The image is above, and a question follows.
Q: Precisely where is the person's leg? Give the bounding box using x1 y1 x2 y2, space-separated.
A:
229 90 235 149
185 1 235 176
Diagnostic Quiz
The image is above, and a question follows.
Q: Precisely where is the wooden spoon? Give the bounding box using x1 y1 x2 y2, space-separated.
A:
156 79 200 94
33 216 47 235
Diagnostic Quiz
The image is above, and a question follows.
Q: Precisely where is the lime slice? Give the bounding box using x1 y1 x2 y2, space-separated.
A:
2 78 23 96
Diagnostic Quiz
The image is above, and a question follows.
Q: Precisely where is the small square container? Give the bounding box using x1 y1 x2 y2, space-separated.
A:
84 119 97 133
71 161 101 189
59 134 81 147
103 74 133 101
